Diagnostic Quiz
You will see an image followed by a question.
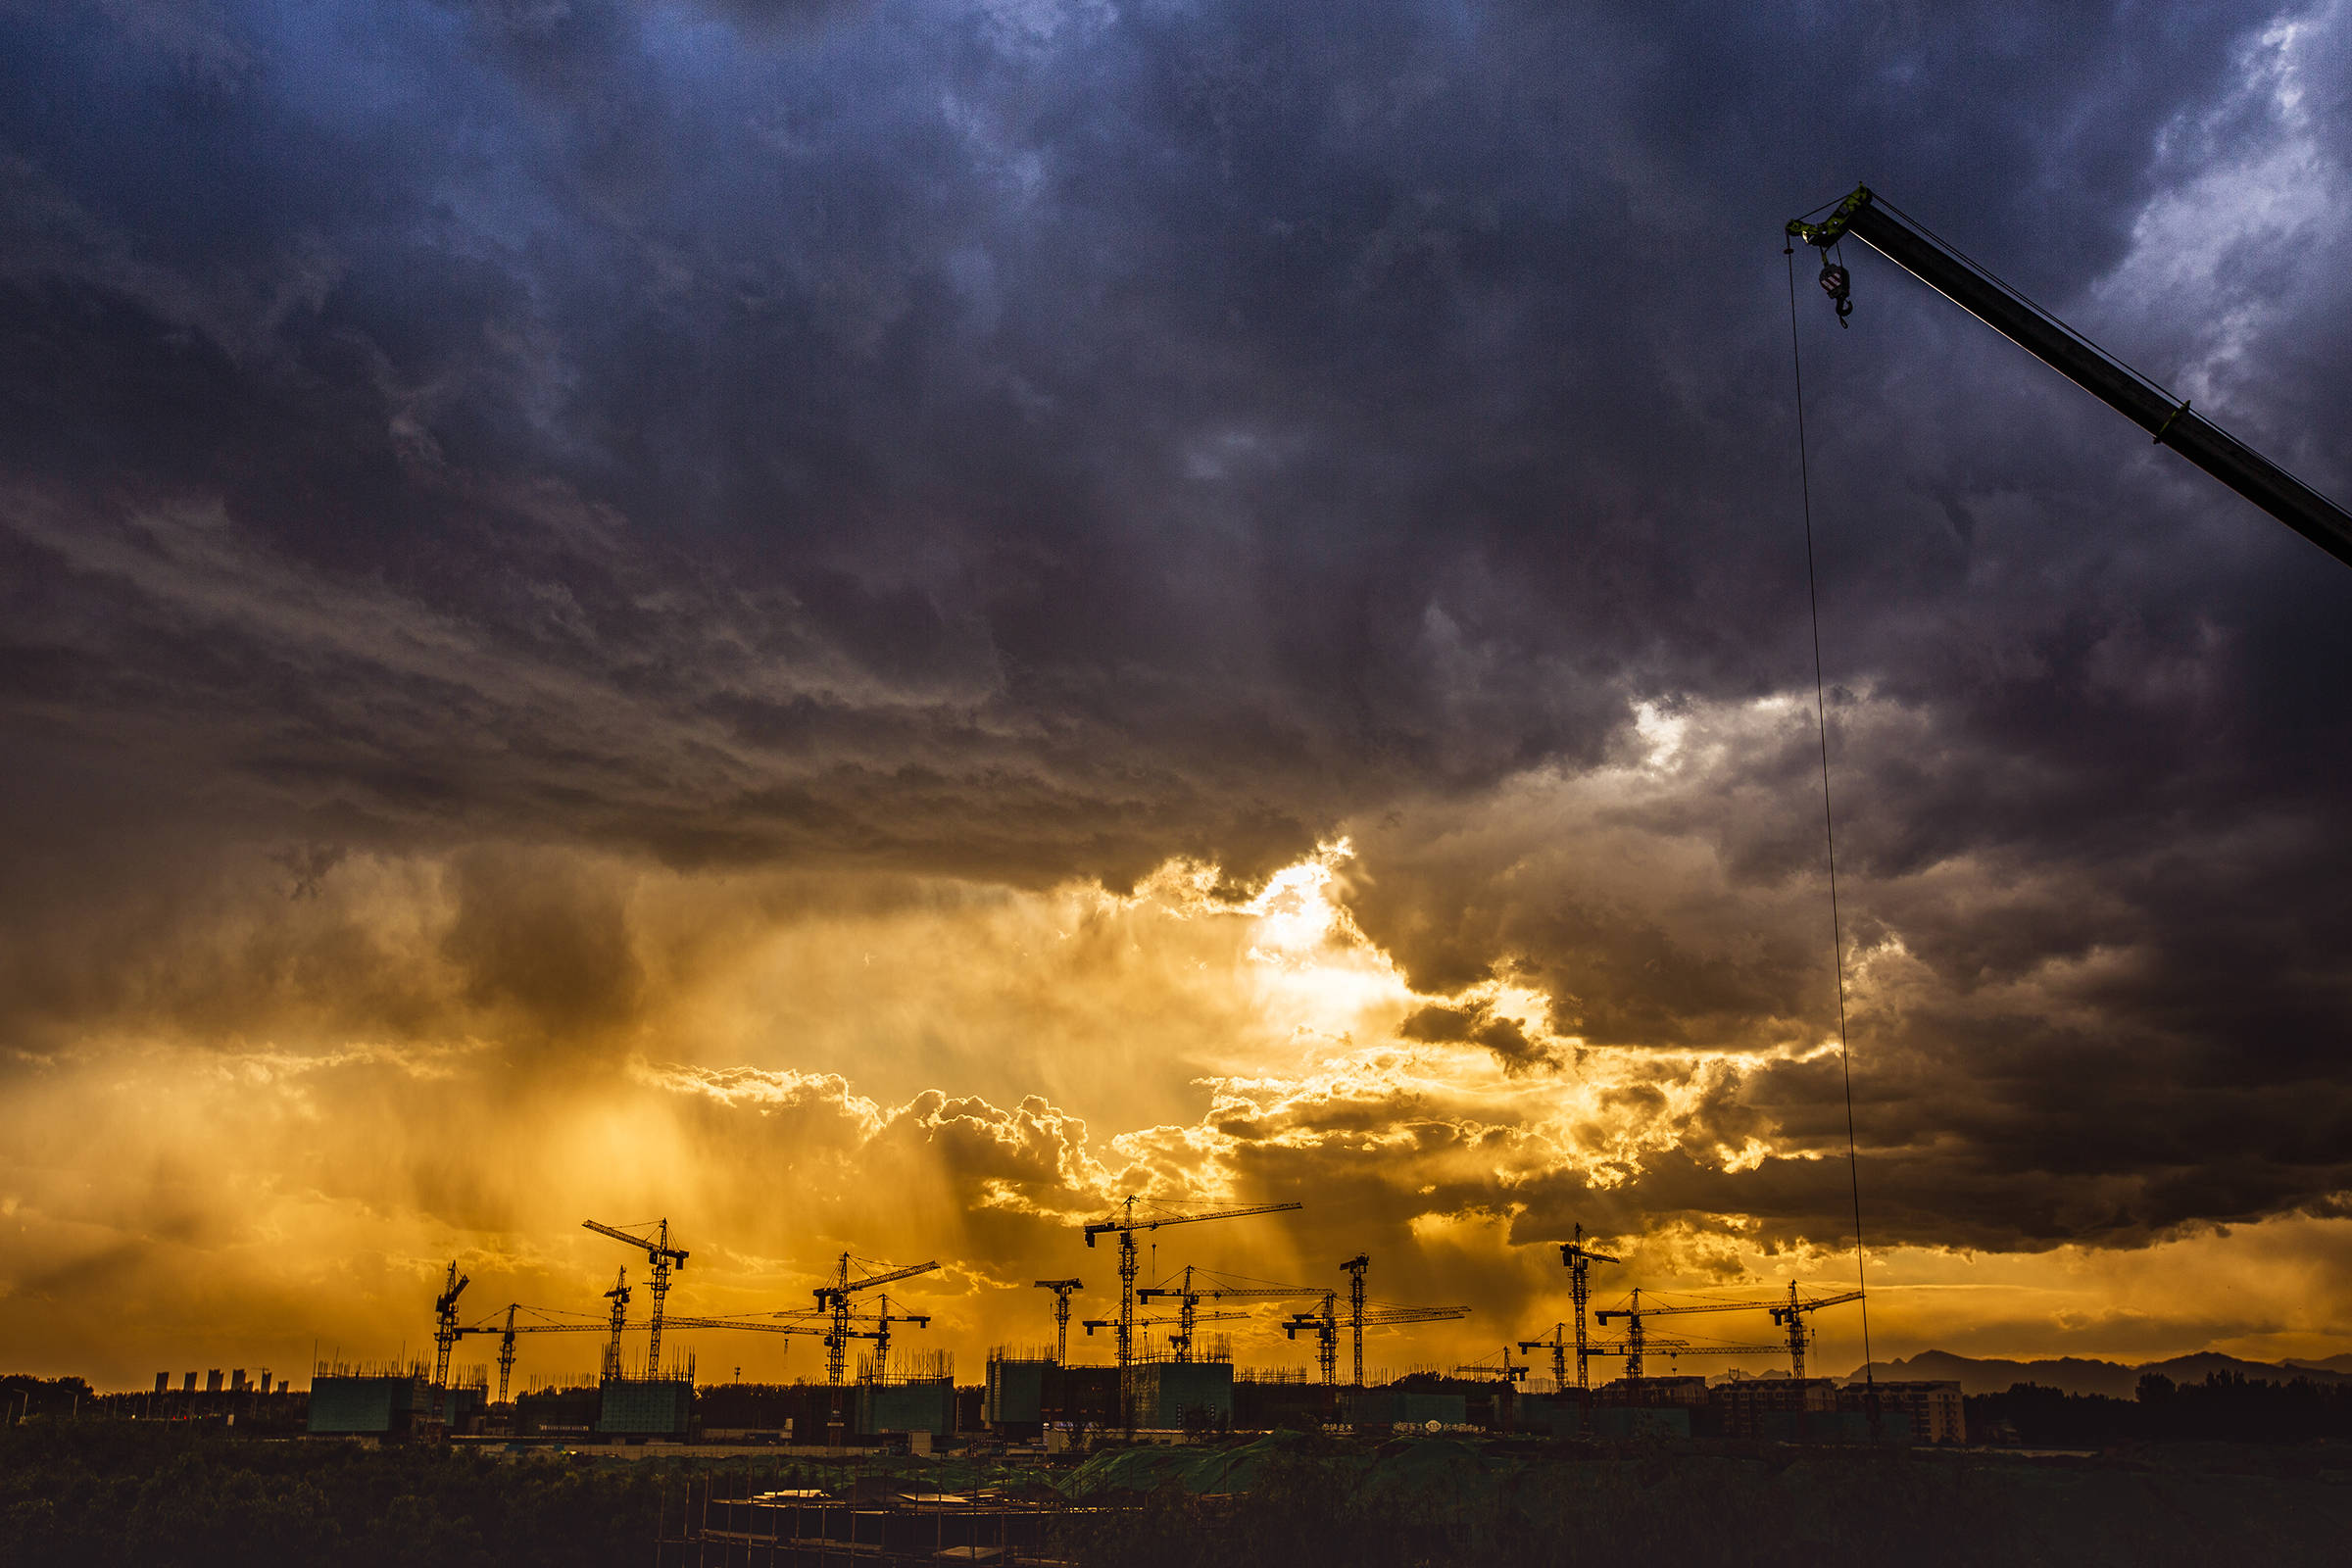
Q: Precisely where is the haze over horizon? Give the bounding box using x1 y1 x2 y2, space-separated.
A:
4 0 2351 1394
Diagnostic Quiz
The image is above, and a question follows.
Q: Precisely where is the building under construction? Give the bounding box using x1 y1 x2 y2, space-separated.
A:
376 1206 1964 1450
657 1478 1073 1568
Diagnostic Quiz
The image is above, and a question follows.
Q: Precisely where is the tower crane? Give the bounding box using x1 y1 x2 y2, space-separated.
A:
1593 1289 1656 1377
1083 1305 1262 1359
1284 1296 1468 1386
1517 1325 1575 1394
581 1219 688 1379
809 1253 939 1385
456 1302 826 1402
1586 1283 1865 1381
860 1294 933 1377
1138 1267 1320 1364
1786 185 2352 569
491 1305 520 1402
1593 1284 1865 1380
1588 1330 1784 1379
1554 1226 1620 1395
1342 1254 1370 1388
429 1261 469 1426
1594 1289 1809 1378
1772 1285 1865 1381
1451 1345 1529 1382
1034 1279 1082 1362
1081 1197 1302 1384
601 1268 630 1381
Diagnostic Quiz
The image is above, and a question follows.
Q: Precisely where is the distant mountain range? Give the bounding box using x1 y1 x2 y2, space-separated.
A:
1845 1349 2352 1398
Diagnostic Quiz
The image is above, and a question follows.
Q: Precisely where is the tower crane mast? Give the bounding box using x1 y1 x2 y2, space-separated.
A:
1343 1254 1370 1388
1787 185 2352 569
1034 1279 1082 1362
429 1261 469 1427
602 1268 630 1381
1557 1226 1620 1395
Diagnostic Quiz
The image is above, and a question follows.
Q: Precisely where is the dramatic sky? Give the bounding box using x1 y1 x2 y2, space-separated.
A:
4 0 2350 1393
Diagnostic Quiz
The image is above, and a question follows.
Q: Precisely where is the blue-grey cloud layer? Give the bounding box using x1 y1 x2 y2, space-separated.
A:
4 0 2350 1250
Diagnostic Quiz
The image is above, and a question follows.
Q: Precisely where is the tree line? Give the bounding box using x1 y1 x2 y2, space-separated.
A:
1966 1371 2352 1446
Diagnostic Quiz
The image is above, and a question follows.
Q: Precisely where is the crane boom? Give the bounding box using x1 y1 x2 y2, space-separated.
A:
581 1219 689 1264
1602 1296 1785 1321
812 1259 938 1304
1081 1200 1302 1243
1083 1306 1260 1334
1788 185 2352 569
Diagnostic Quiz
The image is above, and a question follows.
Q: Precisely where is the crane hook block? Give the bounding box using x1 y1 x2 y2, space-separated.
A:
1819 261 1853 324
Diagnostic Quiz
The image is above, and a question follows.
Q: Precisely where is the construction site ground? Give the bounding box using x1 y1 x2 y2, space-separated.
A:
11 1417 2352 1568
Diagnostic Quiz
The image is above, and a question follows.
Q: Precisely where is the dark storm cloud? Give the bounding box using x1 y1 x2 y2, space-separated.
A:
2 0 2350 1262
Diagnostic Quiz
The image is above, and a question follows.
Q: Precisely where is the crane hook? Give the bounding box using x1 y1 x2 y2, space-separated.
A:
1818 260 1853 326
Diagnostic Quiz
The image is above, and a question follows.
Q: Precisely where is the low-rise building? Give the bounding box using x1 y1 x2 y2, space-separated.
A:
1707 1377 1838 1440
308 1375 425 1436
858 1376 956 1439
598 1377 692 1438
1847 1379 1965 1444
1128 1360 1234 1431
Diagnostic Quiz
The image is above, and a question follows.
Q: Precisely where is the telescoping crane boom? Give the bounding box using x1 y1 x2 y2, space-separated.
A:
1787 185 2352 569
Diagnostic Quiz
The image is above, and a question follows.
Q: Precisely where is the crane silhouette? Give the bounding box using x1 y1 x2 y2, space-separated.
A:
1138 1266 1320 1364
1034 1279 1083 1362
1082 1196 1301 1424
581 1219 688 1378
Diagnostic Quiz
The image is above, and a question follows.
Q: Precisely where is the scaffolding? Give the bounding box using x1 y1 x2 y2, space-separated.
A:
656 1476 1076 1567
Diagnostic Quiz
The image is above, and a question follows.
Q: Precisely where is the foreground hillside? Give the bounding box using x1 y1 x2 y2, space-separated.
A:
1062 1433 2352 1566
10 1421 2352 1568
